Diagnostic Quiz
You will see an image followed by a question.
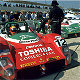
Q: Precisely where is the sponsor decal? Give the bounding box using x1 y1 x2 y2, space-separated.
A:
20 35 34 40
66 27 76 32
19 38 39 43
18 47 55 61
20 61 37 68
4 34 38 44
39 58 45 63
54 39 67 47
26 44 42 49
5 38 39 44
47 56 60 61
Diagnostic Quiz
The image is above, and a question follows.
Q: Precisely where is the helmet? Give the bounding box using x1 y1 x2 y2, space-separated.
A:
10 26 17 35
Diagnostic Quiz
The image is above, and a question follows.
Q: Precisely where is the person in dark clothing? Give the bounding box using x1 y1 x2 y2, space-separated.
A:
37 18 48 34
37 11 42 20
48 0 64 35
9 11 14 22
27 11 31 20
36 11 48 34
14 11 19 20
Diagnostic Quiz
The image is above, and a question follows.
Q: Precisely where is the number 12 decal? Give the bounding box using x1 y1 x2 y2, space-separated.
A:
54 39 67 47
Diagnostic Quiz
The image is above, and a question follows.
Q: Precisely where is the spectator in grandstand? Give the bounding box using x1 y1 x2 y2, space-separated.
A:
0 4 2 7
16 4 18 7
8 3 11 7
3 3 7 7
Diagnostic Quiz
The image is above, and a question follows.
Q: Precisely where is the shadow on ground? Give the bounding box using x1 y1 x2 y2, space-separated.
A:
54 49 80 80
68 42 80 47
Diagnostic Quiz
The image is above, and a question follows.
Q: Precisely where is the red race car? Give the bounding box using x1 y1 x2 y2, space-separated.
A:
0 21 71 80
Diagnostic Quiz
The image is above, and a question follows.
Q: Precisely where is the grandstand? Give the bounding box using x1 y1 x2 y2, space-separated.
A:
0 0 50 12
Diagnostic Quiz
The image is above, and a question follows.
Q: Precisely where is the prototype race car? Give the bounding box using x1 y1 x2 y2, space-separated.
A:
34 20 80 38
61 23 80 38
0 21 71 80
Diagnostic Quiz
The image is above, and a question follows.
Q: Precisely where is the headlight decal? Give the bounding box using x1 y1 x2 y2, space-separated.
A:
0 57 16 80
62 46 69 53
4 68 13 77
0 59 8 67
0 57 15 68
62 45 71 64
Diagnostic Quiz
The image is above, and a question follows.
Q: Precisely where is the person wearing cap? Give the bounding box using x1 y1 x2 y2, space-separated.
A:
31 11 36 20
48 0 64 35
9 11 14 22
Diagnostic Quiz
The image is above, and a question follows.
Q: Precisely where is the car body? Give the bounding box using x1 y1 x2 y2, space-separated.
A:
0 21 71 80
34 20 80 38
61 23 80 38
63 19 80 25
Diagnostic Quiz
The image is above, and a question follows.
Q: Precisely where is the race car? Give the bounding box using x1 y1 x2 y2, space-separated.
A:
34 20 80 38
0 21 71 80
61 23 80 38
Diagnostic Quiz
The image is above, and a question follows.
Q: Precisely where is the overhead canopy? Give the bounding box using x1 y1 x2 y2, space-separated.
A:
1 0 51 6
